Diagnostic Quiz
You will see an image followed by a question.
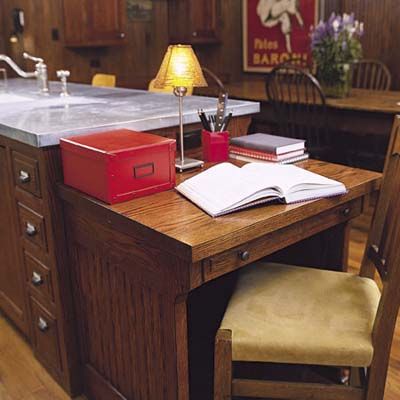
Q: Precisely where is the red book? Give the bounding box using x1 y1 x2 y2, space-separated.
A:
229 145 304 161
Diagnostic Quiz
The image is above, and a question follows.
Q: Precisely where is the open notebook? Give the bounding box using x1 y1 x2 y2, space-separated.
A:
176 163 347 217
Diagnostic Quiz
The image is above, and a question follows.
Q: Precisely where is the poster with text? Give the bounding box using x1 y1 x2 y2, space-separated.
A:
243 0 319 72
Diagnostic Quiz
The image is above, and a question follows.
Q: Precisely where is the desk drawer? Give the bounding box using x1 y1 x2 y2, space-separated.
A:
30 297 62 371
18 203 48 251
201 199 362 284
12 151 41 198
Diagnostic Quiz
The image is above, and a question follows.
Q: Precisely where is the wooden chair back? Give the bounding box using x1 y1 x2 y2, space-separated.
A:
360 115 400 398
265 63 329 159
92 73 116 88
352 59 392 91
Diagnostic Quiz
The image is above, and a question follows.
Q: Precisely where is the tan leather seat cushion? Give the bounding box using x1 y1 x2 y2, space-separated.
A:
220 263 380 367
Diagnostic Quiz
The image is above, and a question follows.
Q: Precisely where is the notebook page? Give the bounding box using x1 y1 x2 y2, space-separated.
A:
241 163 344 195
176 163 276 216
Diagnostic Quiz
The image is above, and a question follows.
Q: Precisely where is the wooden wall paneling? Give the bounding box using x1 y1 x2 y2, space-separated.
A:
342 0 400 89
0 3 6 54
2 1 400 90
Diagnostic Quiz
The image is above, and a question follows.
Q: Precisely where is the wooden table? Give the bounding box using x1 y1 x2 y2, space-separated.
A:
58 160 380 400
200 80 400 170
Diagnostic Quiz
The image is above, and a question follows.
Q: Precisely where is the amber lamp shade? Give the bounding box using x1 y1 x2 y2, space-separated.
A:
153 44 208 89
153 45 208 172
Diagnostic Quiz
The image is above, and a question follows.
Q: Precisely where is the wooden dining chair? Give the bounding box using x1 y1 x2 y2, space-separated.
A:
214 116 400 400
92 73 116 88
352 60 392 91
265 63 331 160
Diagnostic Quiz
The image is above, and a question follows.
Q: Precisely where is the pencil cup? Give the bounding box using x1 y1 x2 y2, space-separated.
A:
202 130 229 162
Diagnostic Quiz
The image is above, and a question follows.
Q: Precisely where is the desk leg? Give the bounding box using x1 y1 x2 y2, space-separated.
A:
175 295 190 400
268 221 352 271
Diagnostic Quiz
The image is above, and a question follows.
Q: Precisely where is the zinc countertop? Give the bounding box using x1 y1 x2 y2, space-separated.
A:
0 79 260 147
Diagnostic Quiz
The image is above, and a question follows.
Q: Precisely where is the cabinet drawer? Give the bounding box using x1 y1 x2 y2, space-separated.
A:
18 203 48 251
201 199 362 284
12 151 41 198
30 297 62 371
24 252 54 302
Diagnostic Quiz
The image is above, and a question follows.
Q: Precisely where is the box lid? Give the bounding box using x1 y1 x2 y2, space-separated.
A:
60 129 176 160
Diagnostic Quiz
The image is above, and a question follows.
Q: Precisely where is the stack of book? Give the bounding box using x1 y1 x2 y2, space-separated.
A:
229 133 309 164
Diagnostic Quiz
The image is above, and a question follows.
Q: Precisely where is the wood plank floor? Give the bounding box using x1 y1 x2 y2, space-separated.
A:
0 211 399 399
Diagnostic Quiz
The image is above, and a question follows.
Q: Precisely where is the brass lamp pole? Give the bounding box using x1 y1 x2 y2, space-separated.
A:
153 44 208 172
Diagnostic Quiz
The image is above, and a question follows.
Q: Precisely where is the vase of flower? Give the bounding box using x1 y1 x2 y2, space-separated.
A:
317 63 352 98
311 13 364 98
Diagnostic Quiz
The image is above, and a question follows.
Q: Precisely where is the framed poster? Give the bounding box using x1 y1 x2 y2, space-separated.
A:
243 0 319 72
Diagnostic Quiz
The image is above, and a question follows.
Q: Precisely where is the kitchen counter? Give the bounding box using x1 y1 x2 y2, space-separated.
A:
0 79 259 147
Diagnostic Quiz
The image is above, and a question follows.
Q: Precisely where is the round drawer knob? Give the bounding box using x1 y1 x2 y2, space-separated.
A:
119 32 125 38
342 207 351 217
38 317 49 332
192 31 198 37
19 170 31 183
239 250 250 262
31 271 43 286
26 222 37 237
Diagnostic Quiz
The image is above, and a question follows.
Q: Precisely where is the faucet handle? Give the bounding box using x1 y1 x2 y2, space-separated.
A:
57 70 71 97
23 52 44 64
57 70 70 79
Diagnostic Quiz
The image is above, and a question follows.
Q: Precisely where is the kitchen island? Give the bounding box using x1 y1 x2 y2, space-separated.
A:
0 79 259 395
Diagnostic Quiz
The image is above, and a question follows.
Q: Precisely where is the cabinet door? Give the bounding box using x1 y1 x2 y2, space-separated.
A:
189 0 219 43
63 0 126 47
169 0 220 44
0 146 28 335
87 0 126 44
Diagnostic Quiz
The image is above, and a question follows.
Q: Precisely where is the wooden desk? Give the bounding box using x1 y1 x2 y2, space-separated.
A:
58 160 380 400
200 80 400 170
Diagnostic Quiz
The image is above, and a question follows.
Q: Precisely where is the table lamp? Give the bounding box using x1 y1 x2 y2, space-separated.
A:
153 44 208 171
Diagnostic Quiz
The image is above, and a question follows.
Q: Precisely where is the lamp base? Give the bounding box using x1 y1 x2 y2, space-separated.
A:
175 157 204 172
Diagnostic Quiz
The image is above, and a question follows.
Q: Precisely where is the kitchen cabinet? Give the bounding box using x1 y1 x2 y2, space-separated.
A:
62 0 126 47
169 0 220 44
0 146 28 336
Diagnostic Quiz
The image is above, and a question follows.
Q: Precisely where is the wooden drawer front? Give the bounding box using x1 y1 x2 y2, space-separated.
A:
24 252 54 302
18 203 48 251
30 297 62 371
201 199 362 284
12 151 41 197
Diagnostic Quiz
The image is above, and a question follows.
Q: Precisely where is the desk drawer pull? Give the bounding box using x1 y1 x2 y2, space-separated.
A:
19 170 31 183
239 250 250 262
31 271 44 286
342 207 351 217
38 317 49 332
26 222 37 237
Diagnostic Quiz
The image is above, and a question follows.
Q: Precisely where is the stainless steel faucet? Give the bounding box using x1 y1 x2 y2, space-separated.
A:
0 53 49 94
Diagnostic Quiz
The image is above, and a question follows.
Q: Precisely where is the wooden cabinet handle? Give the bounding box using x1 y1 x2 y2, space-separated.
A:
19 170 31 183
26 222 37 237
31 271 43 286
342 207 351 217
38 317 49 332
239 250 250 262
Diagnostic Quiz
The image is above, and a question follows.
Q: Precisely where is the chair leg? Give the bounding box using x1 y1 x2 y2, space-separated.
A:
214 329 232 400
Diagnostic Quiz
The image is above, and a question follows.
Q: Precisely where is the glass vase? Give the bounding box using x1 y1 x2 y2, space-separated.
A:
318 63 352 98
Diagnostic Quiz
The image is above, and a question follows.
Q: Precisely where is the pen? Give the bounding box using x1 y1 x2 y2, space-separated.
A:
198 109 211 131
220 112 232 131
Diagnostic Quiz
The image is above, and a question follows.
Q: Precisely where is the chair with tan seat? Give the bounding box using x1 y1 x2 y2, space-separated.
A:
214 116 400 400
352 59 392 91
92 73 116 88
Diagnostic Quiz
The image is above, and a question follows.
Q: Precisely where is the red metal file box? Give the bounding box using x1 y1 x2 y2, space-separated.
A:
60 129 176 204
